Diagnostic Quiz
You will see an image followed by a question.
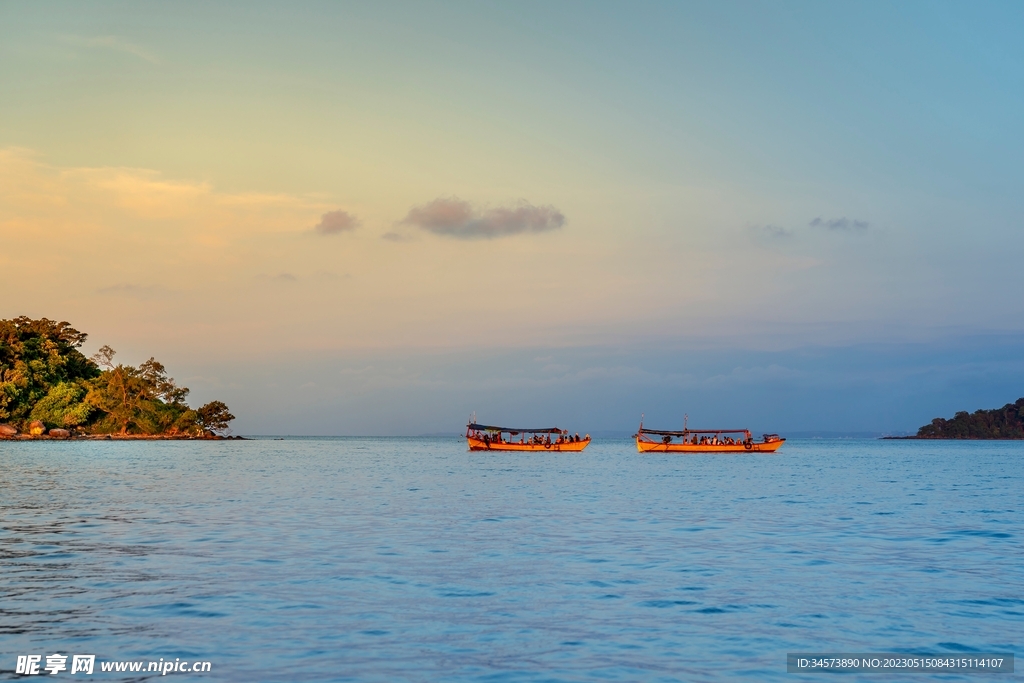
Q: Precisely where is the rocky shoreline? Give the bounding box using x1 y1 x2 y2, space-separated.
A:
0 421 244 441
1 433 246 441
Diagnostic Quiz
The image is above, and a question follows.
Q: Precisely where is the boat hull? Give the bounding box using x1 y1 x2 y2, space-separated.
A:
636 437 785 453
468 436 590 452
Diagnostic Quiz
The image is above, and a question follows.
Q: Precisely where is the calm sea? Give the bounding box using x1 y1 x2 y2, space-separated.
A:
1 438 1020 681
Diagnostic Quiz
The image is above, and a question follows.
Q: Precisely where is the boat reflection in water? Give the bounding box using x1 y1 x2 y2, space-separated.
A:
635 416 785 453
466 422 591 452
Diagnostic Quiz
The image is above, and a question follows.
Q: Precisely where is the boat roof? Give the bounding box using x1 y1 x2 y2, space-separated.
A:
467 423 564 434
639 427 749 436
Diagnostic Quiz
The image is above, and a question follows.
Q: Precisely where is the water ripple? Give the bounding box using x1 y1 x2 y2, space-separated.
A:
1 438 1021 681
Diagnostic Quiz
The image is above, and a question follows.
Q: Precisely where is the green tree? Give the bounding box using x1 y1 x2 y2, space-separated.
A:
85 352 153 434
917 398 1024 439
29 382 93 428
3 318 237 437
197 401 235 434
85 346 202 435
0 317 99 427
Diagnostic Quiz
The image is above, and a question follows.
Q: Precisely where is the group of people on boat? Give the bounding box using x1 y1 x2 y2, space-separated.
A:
665 434 749 446
472 431 590 445
466 419 784 454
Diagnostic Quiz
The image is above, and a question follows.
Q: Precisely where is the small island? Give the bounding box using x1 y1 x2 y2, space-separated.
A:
0 316 237 440
893 397 1024 439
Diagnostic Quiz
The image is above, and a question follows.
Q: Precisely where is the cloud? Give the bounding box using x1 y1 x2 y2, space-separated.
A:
381 231 413 242
256 272 298 283
314 210 359 235
13 150 330 226
810 216 869 231
401 197 565 239
60 35 160 64
760 224 792 238
96 284 169 299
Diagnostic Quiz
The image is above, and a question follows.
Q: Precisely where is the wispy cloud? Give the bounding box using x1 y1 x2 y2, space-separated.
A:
381 231 413 242
313 210 359 235
60 35 160 64
760 224 793 238
401 197 565 240
96 283 170 299
256 272 298 283
810 216 869 231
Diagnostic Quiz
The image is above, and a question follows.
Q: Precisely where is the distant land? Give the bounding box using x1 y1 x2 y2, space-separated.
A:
0 316 235 440
887 397 1024 440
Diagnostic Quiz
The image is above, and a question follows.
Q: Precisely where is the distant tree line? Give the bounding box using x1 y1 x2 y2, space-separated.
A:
916 398 1024 439
0 316 234 436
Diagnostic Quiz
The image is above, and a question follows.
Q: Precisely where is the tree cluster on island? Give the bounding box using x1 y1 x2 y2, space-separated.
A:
915 398 1024 439
0 317 235 438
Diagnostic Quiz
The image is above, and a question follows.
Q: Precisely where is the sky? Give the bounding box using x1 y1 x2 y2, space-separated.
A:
2 1 1023 434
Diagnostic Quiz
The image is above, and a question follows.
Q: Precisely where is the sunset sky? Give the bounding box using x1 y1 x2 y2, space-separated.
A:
3 2 1023 434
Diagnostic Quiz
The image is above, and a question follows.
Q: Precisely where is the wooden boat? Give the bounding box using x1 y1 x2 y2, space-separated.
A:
635 418 784 453
466 422 591 452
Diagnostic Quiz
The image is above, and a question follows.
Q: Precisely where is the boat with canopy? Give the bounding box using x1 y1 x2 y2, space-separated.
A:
634 416 784 453
466 421 591 452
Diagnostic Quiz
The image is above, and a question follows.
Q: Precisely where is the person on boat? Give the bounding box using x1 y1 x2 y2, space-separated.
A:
574 433 580 442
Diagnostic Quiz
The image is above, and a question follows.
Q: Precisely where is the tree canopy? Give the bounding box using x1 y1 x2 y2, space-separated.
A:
0 317 235 436
916 398 1024 439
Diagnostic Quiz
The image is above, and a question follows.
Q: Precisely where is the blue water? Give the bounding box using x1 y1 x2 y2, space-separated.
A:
1 438 1020 681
